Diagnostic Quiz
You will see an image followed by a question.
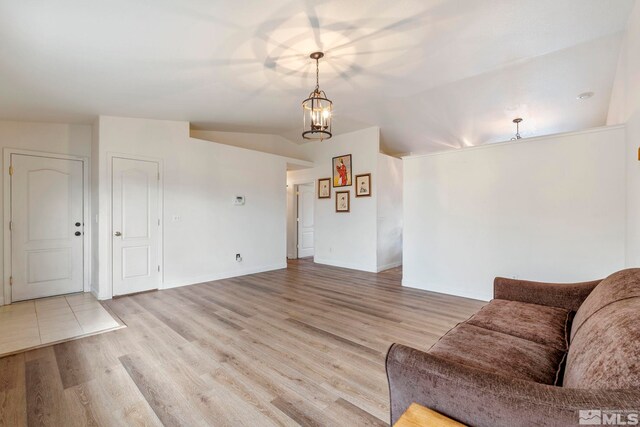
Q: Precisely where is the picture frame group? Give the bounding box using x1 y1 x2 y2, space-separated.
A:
317 154 372 212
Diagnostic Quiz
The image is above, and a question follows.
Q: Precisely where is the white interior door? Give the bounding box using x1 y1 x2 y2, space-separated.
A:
11 154 84 301
112 157 160 296
297 183 315 258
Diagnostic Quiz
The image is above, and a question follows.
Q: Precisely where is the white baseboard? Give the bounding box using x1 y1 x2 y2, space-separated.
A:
401 277 490 302
91 286 111 301
376 261 402 272
161 263 287 290
313 257 377 273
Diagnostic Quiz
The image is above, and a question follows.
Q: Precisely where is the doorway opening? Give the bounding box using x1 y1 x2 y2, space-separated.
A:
296 182 315 259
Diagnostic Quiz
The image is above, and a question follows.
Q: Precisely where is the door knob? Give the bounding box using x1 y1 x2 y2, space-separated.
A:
114 231 122 236
75 222 81 227
75 231 81 236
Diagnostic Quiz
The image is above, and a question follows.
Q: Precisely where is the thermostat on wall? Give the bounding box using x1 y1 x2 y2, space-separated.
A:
234 196 245 205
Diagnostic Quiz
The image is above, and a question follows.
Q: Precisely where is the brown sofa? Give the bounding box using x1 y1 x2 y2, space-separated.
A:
386 269 640 426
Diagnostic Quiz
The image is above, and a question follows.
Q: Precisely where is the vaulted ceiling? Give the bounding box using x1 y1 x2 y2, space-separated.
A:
0 0 634 155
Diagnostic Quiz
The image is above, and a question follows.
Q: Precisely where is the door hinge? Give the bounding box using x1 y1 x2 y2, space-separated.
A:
8 165 13 176
157 172 160 181
9 276 12 286
8 220 11 231
157 265 160 272
158 219 160 226
296 218 300 222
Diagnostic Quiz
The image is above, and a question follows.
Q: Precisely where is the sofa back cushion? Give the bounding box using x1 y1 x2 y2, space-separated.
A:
570 269 640 342
563 269 640 389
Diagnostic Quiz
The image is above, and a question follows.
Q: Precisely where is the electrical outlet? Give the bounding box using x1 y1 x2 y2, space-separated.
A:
236 253 242 262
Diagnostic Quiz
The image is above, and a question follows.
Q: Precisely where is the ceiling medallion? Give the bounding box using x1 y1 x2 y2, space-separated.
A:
302 52 333 141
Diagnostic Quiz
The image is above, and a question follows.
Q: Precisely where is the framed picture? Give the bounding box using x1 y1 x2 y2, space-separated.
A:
332 154 352 187
335 191 350 212
355 173 371 197
318 178 331 199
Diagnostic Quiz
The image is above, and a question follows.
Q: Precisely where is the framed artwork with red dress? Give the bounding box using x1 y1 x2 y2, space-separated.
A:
332 154 352 187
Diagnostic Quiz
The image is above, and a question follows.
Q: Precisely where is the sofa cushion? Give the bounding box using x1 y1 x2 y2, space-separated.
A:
563 297 640 389
428 323 565 385
467 299 570 351
570 269 640 342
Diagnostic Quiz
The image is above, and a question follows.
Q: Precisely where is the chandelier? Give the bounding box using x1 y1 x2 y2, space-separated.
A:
302 52 332 141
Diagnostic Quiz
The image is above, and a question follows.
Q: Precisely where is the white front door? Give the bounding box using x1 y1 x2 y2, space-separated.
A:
11 154 84 301
297 183 315 258
112 157 160 296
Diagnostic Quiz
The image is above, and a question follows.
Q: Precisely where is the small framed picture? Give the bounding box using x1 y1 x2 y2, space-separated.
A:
335 191 350 213
318 178 331 199
355 173 371 197
332 154 352 187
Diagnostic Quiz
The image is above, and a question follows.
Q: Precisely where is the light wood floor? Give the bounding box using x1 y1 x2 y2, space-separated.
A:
0 259 485 427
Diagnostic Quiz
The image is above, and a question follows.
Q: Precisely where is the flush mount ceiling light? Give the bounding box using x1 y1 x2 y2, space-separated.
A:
510 117 523 140
302 52 332 141
577 91 594 100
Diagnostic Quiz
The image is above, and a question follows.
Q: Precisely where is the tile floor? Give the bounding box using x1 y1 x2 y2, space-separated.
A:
0 293 123 356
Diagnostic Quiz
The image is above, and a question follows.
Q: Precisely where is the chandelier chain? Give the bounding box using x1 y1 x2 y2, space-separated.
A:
315 58 320 92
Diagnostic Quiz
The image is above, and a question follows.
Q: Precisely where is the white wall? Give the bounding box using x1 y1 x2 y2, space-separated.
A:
377 153 403 271
0 121 92 305
90 119 100 296
287 127 381 272
190 129 308 161
608 0 640 267
94 116 287 299
403 126 626 301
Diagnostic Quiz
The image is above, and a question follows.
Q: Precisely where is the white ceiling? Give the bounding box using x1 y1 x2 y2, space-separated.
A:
0 0 634 154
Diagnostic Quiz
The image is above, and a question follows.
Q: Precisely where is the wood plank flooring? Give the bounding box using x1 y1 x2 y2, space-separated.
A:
0 259 486 427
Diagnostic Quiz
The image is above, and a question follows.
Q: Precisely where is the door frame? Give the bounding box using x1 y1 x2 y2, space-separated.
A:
294 181 315 259
2 148 90 306
107 152 163 299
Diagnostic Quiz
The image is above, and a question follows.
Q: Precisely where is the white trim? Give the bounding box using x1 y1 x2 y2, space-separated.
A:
376 261 402 272
402 124 627 160
106 152 164 299
2 148 91 306
287 175 318 261
313 257 377 273
401 277 490 302
293 181 315 260
161 262 286 290
285 159 314 169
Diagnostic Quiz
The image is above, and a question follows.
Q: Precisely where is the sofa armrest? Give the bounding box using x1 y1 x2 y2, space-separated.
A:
386 343 639 427
493 277 601 311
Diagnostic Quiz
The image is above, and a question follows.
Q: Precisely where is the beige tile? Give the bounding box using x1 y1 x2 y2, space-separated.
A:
79 320 120 334
0 324 39 341
0 310 38 325
40 321 83 344
0 335 41 355
75 308 119 334
0 300 35 315
36 305 74 320
37 313 78 331
0 292 120 353
65 293 96 307
69 300 103 313
35 296 69 311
